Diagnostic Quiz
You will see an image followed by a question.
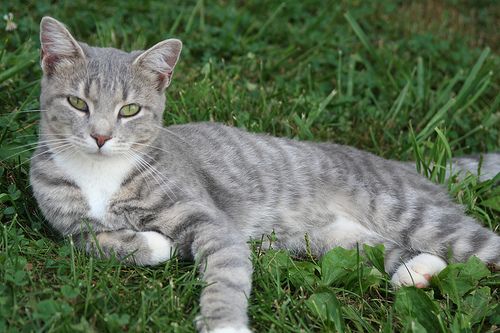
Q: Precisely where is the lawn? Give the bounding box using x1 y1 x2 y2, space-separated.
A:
0 0 499 332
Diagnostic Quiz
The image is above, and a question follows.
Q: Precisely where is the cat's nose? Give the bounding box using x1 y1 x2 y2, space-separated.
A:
91 134 112 148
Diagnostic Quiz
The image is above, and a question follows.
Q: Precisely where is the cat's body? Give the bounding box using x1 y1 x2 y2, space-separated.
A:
31 17 500 333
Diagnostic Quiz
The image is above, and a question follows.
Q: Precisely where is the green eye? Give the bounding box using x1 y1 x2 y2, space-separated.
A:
119 104 141 117
67 96 88 112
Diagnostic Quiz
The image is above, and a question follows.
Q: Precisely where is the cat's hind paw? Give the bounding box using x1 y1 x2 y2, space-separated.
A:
391 253 447 288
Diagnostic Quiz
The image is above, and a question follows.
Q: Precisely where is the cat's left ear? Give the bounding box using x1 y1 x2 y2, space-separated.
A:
133 39 182 90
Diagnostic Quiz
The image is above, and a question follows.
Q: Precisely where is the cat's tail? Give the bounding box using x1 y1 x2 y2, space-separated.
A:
451 153 499 181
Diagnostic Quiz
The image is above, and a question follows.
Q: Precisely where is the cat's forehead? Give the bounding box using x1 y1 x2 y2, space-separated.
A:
84 46 136 73
75 45 145 99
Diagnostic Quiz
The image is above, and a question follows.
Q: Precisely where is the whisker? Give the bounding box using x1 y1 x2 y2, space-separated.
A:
61 146 79 161
6 142 74 167
131 147 185 194
18 109 49 113
122 151 153 193
129 148 178 200
28 143 74 161
132 155 174 201
11 138 70 149
131 141 174 155
133 152 176 200
0 110 49 117
39 144 76 163
10 133 62 139
128 143 187 195
152 124 192 146
1 141 71 163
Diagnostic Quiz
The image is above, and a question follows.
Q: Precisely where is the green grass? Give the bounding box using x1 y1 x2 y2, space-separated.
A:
1 0 499 332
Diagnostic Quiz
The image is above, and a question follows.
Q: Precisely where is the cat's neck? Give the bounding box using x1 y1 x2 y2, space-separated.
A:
52 150 135 221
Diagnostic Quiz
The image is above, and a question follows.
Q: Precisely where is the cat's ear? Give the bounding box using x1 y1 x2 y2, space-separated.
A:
40 16 85 74
133 39 182 90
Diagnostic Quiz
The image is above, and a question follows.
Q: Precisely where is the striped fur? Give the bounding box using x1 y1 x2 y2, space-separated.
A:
31 17 500 332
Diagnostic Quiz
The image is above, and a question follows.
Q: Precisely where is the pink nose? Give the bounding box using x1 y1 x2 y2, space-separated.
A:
91 134 112 148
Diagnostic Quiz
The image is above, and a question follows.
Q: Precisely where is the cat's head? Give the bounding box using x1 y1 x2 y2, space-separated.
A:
38 16 182 157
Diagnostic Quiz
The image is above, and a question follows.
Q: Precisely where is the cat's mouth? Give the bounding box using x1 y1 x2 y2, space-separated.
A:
75 136 118 157
91 148 116 158
76 143 115 158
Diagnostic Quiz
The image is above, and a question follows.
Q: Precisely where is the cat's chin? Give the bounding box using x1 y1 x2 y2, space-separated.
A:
81 148 118 159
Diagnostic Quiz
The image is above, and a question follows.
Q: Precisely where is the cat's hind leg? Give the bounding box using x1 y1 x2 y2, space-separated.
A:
310 217 449 288
387 214 500 288
309 215 383 254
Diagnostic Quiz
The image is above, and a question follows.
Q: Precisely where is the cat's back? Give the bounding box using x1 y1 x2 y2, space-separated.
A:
166 122 417 181
164 122 439 201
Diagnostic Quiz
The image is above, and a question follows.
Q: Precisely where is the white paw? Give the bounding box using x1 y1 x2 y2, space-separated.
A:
140 231 174 265
208 326 252 333
391 253 447 288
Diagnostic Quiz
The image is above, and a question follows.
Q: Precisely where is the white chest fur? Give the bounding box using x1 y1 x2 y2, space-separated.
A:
53 152 135 221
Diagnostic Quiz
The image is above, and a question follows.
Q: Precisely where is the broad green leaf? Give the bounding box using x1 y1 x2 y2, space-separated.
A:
394 287 442 333
0 193 9 203
480 196 500 212
61 285 80 299
462 287 493 326
407 320 428 333
33 299 72 321
320 247 382 291
71 318 95 332
261 250 291 279
363 244 386 274
490 304 500 325
436 256 490 304
288 261 319 290
320 247 358 286
104 313 130 331
306 292 345 332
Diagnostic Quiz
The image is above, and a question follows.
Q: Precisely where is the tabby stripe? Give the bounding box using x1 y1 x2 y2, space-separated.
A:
83 78 91 98
202 278 247 295
206 254 250 270
121 83 128 101
170 212 214 240
435 214 461 240
203 127 245 189
225 127 266 202
44 93 67 106
197 239 240 260
201 307 240 322
279 143 300 206
33 170 78 188
200 296 246 311
338 149 363 182
463 228 491 258
198 304 245 323
401 203 427 246
121 165 143 187
388 175 407 224
361 153 387 189
251 136 279 204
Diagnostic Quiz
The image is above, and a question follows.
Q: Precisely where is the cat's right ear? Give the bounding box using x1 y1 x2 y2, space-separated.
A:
40 17 85 74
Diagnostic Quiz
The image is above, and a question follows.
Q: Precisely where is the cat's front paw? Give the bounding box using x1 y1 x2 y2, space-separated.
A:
90 230 174 266
139 231 174 265
391 253 447 288
208 327 252 333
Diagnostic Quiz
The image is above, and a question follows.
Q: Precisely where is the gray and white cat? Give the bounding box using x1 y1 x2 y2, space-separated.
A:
30 17 499 333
